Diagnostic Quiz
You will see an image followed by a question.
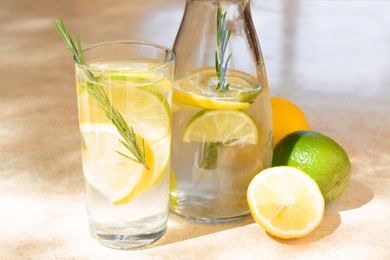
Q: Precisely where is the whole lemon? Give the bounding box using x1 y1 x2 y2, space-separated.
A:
272 131 351 203
271 97 311 146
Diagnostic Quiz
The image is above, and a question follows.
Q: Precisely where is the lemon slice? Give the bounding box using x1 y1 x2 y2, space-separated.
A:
116 84 171 142
173 67 262 110
146 135 171 187
78 74 172 142
247 166 325 239
114 135 171 205
173 90 250 110
81 123 154 204
182 109 259 145
169 170 179 210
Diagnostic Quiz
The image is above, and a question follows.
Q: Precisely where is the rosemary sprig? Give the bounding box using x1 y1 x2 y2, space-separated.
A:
215 4 232 92
53 17 149 169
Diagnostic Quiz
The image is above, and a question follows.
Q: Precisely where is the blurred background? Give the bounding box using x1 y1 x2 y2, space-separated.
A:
1 0 389 258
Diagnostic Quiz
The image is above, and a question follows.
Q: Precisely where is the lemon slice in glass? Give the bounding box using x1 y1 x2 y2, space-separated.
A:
81 123 171 205
146 135 171 188
182 109 259 146
247 166 325 239
113 83 172 143
81 123 155 204
79 74 172 142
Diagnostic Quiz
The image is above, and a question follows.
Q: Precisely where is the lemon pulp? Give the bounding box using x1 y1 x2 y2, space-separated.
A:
247 166 325 239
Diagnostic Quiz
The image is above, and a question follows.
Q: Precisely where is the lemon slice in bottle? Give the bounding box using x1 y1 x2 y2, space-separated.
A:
182 109 259 146
173 90 250 110
173 67 261 110
247 166 325 239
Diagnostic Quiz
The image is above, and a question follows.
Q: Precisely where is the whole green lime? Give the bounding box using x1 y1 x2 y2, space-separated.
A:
272 130 351 203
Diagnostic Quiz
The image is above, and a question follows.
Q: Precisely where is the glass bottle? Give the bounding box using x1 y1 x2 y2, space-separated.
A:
170 0 273 222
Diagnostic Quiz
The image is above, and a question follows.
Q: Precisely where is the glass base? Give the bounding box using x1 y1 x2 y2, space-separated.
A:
170 195 251 222
89 221 167 250
172 210 249 223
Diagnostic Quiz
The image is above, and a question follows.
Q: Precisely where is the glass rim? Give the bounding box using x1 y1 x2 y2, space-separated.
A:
74 40 175 73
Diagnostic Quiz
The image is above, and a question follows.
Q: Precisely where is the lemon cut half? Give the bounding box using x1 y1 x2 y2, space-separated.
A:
247 166 325 239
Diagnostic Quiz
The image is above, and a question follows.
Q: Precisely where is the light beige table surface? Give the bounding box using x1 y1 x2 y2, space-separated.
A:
1 0 389 259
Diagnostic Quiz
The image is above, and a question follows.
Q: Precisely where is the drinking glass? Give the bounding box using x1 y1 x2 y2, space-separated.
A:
75 41 174 249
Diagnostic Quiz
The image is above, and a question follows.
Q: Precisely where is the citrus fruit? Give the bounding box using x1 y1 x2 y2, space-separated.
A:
272 130 351 202
173 90 250 110
81 123 154 204
271 97 311 146
169 170 179 210
81 123 170 205
182 109 259 145
78 74 172 142
247 166 325 239
173 67 261 110
147 135 171 187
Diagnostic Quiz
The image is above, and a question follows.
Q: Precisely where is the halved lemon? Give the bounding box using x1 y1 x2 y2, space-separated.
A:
182 109 259 146
247 166 325 239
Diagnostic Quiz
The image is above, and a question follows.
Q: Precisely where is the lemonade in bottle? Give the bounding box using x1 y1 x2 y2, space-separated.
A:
170 1 273 221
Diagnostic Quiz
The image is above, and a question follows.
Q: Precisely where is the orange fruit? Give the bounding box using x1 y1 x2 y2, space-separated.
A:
271 97 311 146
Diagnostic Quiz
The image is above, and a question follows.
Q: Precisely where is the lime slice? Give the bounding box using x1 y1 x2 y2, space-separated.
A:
81 123 154 204
183 109 259 146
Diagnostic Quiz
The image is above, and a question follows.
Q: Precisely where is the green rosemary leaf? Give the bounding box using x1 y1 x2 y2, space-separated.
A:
215 4 232 92
53 17 148 169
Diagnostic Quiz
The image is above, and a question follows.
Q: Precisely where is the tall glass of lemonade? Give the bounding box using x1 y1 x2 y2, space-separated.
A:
75 41 174 249
170 0 273 221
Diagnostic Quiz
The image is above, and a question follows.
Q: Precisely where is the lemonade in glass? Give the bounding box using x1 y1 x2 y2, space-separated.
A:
75 41 174 249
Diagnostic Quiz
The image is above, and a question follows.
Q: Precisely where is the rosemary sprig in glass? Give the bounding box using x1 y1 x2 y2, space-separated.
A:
215 4 232 92
53 18 149 169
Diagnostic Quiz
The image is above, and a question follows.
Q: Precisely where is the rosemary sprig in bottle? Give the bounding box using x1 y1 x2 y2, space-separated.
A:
215 4 232 92
53 18 149 169
199 5 233 169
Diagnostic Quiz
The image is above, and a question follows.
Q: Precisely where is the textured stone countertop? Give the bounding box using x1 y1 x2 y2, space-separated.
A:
1 0 389 259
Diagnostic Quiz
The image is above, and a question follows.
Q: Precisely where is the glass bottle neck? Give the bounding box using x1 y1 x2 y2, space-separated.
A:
185 0 250 7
